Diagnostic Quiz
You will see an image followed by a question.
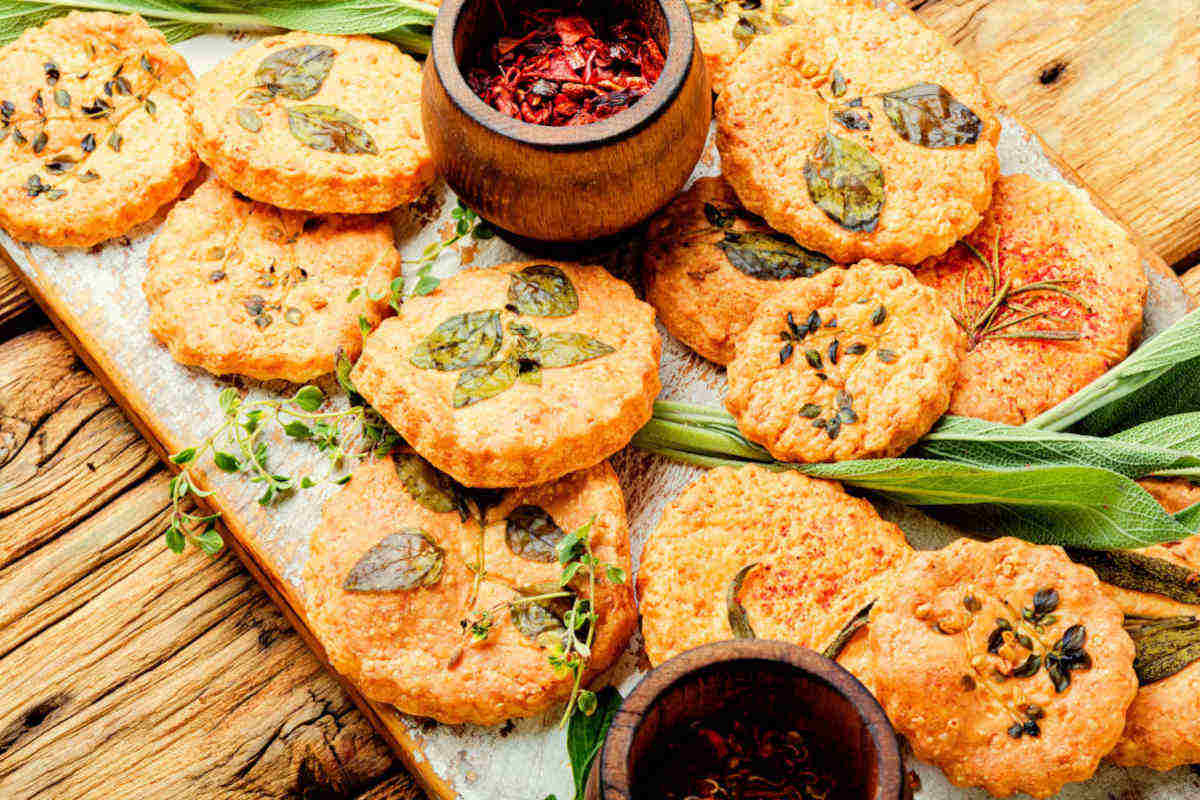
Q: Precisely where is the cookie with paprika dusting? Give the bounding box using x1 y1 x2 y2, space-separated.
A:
869 537 1137 799
914 175 1146 424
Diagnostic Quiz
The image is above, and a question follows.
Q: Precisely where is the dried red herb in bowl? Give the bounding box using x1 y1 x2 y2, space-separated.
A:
465 3 667 126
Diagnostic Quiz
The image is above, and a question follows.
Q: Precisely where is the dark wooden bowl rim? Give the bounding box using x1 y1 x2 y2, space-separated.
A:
430 0 696 150
598 640 905 800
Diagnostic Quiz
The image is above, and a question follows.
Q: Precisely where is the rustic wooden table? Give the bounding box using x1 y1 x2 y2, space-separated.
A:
1 2 1198 798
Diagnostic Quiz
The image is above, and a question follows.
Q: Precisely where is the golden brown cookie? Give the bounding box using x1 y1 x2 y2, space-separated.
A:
914 175 1146 424
303 455 636 726
869 537 1137 799
0 12 199 247
725 262 963 462
188 32 433 213
715 2 999 264
643 176 834 364
144 176 400 382
689 0 798 94
351 261 661 488
636 465 911 690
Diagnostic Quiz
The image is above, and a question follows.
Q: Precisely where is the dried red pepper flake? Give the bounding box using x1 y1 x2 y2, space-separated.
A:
466 3 666 127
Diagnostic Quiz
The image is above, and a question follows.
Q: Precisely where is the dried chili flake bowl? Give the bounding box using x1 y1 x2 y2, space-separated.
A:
423 0 711 242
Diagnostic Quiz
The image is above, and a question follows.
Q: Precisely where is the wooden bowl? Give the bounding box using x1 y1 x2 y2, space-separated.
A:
587 640 907 800
421 0 712 243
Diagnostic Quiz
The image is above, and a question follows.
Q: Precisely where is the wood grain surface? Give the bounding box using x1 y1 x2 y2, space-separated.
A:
0 3 1198 798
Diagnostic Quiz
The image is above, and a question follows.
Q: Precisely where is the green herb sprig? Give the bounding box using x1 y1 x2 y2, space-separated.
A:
407 200 495 298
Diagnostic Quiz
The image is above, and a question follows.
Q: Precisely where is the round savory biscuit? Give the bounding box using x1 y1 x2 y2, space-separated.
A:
350 261 661 487
0 12 199 247
188 32 433 213
636 465 911 691
725 262 963 462
144 176 400 382
690 0 798 94
302 454 636 726
643 176 834 364
914 175 1146 424
869 537 1137 799
715 2 1000 264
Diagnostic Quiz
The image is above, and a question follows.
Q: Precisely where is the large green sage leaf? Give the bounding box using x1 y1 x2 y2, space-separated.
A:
287 104 378 154
803 131 884 232
255 45 335 100
717 231 834 280
506 505 565 563
566 686 622 800
1068 549 1200 605
530 332 615 368
1126 616 1200 685
508 265 578 317
881 83 982 148
453 359 518 408
726 563 757 638
343 529 444 592
411 311 502 371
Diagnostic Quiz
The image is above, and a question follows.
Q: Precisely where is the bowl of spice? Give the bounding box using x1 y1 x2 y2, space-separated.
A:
422 0 711 242
588 640 907 800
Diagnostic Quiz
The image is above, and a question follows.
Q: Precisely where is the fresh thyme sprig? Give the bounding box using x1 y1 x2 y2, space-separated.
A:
407 200 495 297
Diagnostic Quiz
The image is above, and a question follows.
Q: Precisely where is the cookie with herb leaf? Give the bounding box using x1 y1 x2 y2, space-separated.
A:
715 2 1000 264
643 176 834 364
725 262 963 462
0 11 199 247
913 175 1147 425
688 0 798 94
868 537 1136 799
144 176 401 382
351 261 661 487
302 454 636 725
637 465 911 688
188 32 433 213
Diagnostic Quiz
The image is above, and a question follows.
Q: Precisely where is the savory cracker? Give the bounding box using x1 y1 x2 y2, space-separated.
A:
637 465 911 690
303 455 635 726
914 175 1146 424
643 176 834 364
144 176 400 382
351 261 661 487
689 0 798 94
869 537 1137 799
715 2 1000 264
725 262 963 462
188 31 433 213
0 12 199 247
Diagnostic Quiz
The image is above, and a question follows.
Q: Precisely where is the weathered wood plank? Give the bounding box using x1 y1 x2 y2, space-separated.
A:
0 263 32 329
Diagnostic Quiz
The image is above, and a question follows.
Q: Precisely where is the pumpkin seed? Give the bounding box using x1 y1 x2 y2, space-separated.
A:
505 505 565 563
237 107 262 132
508 264 578 317
410 310 503 371
284 307 303 325
287 105 378 154
53 89 70 108
881 83 982 148
727 562 758 638
343 529 445 592
803 131 884 232
254 45 336 100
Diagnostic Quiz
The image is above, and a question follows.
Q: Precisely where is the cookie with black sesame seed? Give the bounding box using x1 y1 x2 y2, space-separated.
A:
144 176 400 382
725 261 963 462
0 12 199 247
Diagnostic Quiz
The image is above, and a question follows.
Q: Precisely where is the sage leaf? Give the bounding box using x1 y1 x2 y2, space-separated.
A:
1112 413 1200 454
726 563 757 638
411 310 502 371
506 505 566 563
508 265 578 317
803 131 884 232
343 529 444 592
881 83 982 148
823 602 873 660
453 359 518 408
1126 616 1200 685
394 452 470 519
287 105 378 154
688 1 727 23
530 333 615 369
1067 549 1200 605
566 686 622 800
255 44 335 100
717 231 834 280
511 584 572 648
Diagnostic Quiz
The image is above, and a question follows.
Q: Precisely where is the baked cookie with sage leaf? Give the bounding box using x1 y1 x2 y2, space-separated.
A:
302 453 636 725
188 31 433 213
637 465 911 691
715 2 999 264
913 175 1146 425
725 262 963 462
688 0 798 94
0 11 199 247
351 261 661 487
144 176 400 382
643 176 834 364
869 537 1137 799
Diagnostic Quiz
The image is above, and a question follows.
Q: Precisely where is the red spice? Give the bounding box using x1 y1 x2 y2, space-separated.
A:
466 4 666 126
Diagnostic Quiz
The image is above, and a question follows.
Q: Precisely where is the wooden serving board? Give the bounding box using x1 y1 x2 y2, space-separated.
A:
2 25 1197 800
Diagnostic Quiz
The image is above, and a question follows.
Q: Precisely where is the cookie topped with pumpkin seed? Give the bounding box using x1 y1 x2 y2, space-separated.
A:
715 0 1000 264
725 262 963 462
351 261 661 488
687 0 798 94
188 31 433 213
868 537 1137 799
643 176 834 365
0 11 199 247
302 454 636 726
144 176 401 382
